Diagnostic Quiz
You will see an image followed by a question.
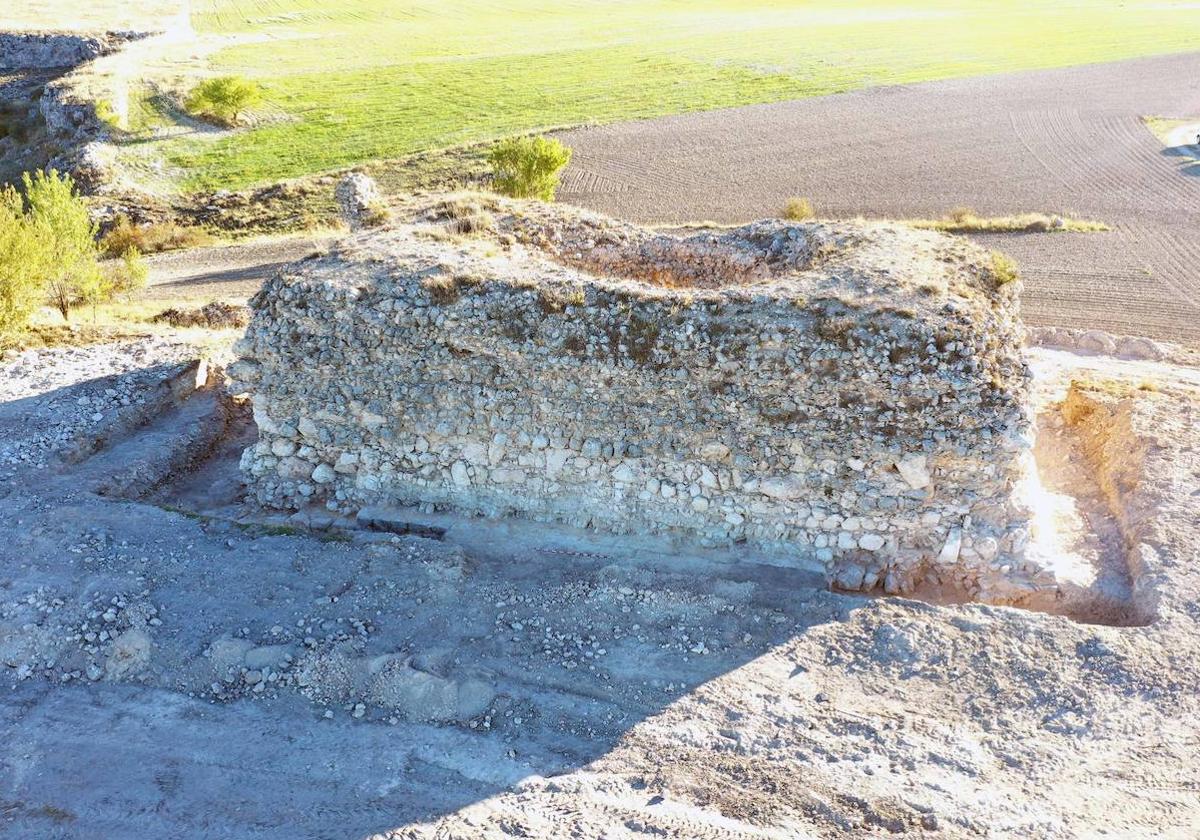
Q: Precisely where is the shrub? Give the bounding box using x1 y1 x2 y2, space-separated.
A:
185 76 263 126
0 185 48 339
102 246 148 299
488 136 572 201
23 170 103 321
989 251 1019 286
783 197 814 221
100 215 215 257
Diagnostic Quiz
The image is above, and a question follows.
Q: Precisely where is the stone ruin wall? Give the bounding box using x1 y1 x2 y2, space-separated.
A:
0 32 117 71
233 197 1041 600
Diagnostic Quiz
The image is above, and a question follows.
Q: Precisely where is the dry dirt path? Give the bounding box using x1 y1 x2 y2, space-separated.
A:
141 233 336 301
556 52 1200 345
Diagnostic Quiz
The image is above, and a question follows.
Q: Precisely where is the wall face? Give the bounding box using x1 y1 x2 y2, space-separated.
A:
234 197 1039 600
0 33 111 70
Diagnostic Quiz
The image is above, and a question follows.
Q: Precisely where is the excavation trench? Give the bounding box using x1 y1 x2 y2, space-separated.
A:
111 370 1158 628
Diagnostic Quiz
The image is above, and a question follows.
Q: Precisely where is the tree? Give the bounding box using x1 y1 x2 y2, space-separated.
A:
488 135 572 201
185 76 264 125
22 169 102 322
0 185 47 339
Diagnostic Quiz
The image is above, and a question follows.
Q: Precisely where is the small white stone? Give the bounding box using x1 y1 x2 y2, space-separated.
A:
612 463 636 483
937 528 963 565
759 476 804 500
699 442 730 462
858 533 885 551
895 454 930 489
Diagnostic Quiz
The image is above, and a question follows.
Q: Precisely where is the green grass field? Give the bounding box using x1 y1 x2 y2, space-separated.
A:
141 1 1200 191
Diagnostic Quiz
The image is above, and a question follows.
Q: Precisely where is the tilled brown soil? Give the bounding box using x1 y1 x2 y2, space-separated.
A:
555 52 1200 345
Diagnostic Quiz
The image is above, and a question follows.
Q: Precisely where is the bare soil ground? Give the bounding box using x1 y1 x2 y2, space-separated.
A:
556 52 1200 345
2 338 1199 838
139 233 336 301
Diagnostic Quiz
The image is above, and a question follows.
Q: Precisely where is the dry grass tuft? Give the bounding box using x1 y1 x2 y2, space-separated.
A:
100 215 216 257
783 197 815 221
910 209 1108 234
150 301 249 328
989 251 1019 286
421 274 461 305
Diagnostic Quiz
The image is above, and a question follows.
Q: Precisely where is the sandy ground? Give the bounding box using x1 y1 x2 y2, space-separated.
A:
1 337 1199 838
555 52 1200 345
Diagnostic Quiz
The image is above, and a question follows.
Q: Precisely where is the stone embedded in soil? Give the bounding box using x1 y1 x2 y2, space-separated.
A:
234 193 1040 598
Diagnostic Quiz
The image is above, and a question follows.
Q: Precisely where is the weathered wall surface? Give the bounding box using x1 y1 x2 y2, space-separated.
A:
234 196 1040 599
0 32 115 70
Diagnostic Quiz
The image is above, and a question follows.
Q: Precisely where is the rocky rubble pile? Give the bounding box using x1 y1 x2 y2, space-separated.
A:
234 195 1042 600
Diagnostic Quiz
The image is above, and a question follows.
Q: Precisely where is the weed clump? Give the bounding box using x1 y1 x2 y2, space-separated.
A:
428 196 497 236
989 251 1019 286
100 215 216 257
360 201 391 228
783 197 815 221
488 136 572 201
537 287 585 314
94 99 122 130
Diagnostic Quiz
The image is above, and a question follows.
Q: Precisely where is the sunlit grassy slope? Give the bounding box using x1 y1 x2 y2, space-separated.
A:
161 0 1200 190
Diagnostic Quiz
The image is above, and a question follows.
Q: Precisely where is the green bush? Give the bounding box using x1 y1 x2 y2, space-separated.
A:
488 135 572 201
23 170 103 321
0 185 47 339
185 76 263 126
783 197 815 221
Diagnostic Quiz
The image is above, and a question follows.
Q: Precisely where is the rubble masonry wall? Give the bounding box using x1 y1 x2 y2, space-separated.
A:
233 198 1037 597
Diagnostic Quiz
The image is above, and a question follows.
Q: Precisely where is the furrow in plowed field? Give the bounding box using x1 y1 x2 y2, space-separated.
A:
557 52 1200 344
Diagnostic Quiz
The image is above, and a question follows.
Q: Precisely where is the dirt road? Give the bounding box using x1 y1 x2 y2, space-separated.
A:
142 234 336 301
556 52 1200 344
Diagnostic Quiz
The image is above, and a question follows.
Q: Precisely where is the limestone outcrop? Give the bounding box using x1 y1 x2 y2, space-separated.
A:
233 195 1040 599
